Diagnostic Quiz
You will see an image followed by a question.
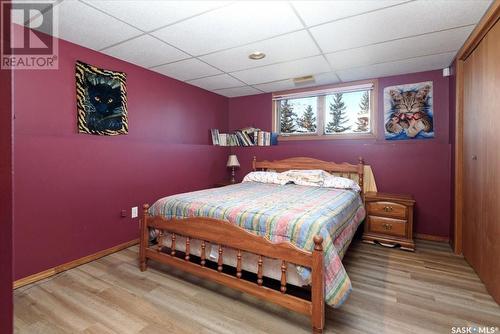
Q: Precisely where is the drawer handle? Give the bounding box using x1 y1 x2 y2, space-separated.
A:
383 223 393 230
383 206 393 212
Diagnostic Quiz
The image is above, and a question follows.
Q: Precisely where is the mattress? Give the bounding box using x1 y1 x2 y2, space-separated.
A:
150 182 365 307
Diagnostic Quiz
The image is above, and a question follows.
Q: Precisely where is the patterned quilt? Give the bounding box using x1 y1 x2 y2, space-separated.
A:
149 182 365 307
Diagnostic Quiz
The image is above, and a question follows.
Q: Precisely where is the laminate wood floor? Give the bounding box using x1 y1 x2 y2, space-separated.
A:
14 240 500 334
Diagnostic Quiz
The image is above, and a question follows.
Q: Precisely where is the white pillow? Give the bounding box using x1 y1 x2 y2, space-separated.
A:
243 169 361 191
279 169 330 187
242 171 288 185
323 175 361 192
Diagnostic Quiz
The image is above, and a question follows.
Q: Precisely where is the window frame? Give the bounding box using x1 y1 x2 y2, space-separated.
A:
272 79 378 140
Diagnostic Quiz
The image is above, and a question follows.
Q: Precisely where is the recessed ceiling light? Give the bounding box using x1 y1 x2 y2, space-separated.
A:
248 51 266 60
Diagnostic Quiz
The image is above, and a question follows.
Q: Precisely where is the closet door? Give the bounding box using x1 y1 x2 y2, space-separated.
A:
462 19 500 303
463 47 483 277
480 20 500 302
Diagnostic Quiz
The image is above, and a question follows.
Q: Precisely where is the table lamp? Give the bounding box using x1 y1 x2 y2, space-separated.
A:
226 154 240 184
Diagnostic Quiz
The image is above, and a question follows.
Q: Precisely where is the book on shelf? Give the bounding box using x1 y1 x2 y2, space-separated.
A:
210 129 220 145
210 128 278 147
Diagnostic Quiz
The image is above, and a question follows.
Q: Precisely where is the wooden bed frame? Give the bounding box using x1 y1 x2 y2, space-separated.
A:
139 157 365 334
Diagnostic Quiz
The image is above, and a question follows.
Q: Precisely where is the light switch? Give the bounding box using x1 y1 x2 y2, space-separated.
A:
131 206 138 218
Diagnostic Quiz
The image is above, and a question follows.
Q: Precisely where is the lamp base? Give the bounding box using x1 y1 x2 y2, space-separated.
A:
230 167 236 184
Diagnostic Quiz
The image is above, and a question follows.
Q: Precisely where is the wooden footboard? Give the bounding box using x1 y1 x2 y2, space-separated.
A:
139 204 325 334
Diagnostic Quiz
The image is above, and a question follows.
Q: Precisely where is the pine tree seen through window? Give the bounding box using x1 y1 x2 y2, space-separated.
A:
274 82 375 138
278 96 317 134
298 105 317 132
279 99 298 133
355 91 370 132
325 93 350 133
324 90 370 134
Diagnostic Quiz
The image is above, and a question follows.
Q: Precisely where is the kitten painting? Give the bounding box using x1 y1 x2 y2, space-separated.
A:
384 81 434 140
76 61 128 135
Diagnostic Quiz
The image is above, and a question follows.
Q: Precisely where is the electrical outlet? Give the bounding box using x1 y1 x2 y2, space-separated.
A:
131 206 138 219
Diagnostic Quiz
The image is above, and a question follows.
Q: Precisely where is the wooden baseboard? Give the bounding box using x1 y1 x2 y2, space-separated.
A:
12 233 448 289
414 233 449 243
13 239 138 289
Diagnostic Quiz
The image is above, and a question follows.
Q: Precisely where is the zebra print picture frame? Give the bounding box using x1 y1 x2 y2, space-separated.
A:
76 61 128 136
384 81 434 140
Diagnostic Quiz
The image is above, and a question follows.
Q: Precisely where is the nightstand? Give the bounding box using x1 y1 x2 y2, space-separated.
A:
214 180 237 188
362 192 415 251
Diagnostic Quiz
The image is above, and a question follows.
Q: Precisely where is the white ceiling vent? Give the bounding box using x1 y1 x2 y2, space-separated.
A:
293 75 315 86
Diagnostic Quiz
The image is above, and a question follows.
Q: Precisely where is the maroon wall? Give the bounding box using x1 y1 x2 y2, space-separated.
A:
13 35 229 280
229 70 452 238
11 30 454 285
0 0 13 330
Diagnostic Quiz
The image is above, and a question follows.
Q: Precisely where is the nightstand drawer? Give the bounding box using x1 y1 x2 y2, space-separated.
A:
367 201 407 219
367 216 406 237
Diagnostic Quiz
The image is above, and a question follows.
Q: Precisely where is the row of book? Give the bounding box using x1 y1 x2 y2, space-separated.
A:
211 128 278 146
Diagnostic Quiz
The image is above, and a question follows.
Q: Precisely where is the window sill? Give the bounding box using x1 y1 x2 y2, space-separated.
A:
278 133 377 141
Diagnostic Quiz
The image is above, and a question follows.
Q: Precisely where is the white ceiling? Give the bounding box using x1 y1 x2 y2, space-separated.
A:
26 0 492 97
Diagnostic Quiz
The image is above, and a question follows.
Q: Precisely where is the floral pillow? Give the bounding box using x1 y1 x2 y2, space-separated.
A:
323 175 361 192
242 171 288 185
243 169 361 191
280 169 331 187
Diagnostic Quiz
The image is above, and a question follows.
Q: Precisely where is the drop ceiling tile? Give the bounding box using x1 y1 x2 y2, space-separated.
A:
152 1 303 56
199 30 321 72
253 72 340 93
11 0 56 27
54 1 142 51
214 86 262 98
310 0 492 53
307 72 340 86
253 80 297 93
336 52 456 82
188 74 244 90
312 72 341 85
82 1 227 31
150 58 222 81
102 35 189 68
231 55 331 85
292 0 407 27
326 25 474 70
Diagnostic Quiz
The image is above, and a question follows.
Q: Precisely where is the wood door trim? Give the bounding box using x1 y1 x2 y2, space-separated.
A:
454 0 500 254
454 58 464 255
457 1 500 60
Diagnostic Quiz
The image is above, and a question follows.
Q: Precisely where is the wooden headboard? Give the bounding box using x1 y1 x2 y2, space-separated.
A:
252 156 365 191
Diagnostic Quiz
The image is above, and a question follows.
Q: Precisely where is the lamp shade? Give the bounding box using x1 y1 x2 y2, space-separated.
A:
226 154 240 168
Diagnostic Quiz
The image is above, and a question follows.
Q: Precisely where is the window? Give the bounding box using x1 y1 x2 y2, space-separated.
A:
273 81 376 139
277 96 318 135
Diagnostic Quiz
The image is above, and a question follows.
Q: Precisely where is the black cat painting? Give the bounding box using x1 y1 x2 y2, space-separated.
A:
76 61 128 135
